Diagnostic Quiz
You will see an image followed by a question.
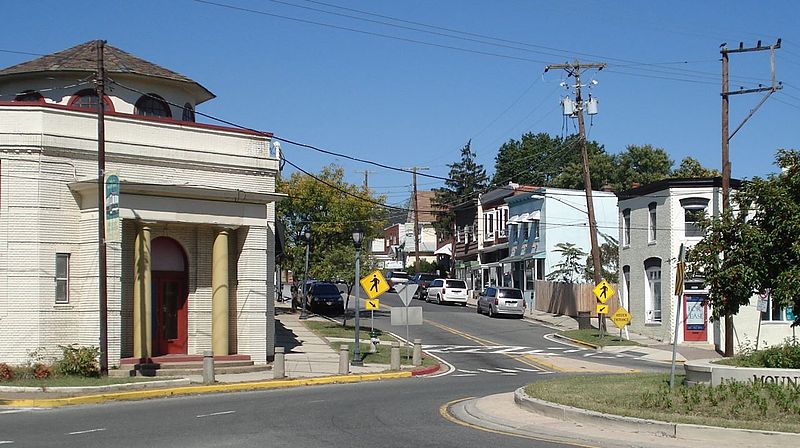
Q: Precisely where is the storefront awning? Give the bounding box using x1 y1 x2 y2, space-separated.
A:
434 245 452 256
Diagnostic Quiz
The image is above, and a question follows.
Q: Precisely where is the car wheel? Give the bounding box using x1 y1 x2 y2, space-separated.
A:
489 306 495 318
437 295 442 305
476 303 482 314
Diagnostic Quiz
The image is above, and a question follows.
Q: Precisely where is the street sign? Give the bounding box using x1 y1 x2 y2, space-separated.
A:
365 299 379 310
391 306 423 326
394 283 419 307
360 270 390 300
610 307 632 329
593 280 615 304
596 303 609 315
757 295 769 313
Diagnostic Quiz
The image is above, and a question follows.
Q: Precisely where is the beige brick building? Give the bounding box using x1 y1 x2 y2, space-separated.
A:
0 41 283 367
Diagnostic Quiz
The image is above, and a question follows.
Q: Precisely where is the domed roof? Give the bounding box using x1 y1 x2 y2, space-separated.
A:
0 40 215 104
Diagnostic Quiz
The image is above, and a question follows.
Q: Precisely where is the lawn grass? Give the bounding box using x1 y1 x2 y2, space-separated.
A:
303 320 436 368
525 373 800 433
561 328 640 347
0 376 156 388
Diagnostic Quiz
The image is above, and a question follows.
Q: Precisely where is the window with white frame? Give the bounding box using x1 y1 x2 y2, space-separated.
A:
648 202 657 243
530 219 540 240
520 221 528 241
485 213 494 240
760 294 795 322
680 198 709 238
55 253 70 304
644 258 661 323
622 209 631 246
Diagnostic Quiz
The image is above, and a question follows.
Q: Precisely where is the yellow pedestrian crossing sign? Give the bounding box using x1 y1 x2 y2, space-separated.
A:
360 269 390 300
611 307 632 329
365 299 379 310
596 303 609 315
593 279 615 304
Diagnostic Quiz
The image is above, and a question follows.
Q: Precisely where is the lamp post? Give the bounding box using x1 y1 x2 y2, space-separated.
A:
352 227 364 366
300 230 311 320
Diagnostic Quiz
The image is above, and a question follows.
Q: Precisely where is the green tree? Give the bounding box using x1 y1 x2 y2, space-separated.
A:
584 234 619 283
433 140 488 239
493 133 572 186
550 138 615 190
612 144 673 192
278 164 386 290
671 156 721 178
546 243 587 283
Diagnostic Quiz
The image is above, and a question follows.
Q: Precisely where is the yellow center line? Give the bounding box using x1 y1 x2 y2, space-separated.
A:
439 397 599 447
425 320 564 372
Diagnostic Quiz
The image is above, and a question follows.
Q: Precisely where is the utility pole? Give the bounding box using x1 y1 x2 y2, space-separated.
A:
95 40 109 375
406 167 429 273
355 170 375 190
720 39 781 357
545 60 606 333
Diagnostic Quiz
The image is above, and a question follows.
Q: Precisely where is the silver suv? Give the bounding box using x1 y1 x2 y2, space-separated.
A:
477 287 525 318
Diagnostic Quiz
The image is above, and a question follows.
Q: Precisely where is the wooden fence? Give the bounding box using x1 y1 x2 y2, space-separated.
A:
534 280 621 317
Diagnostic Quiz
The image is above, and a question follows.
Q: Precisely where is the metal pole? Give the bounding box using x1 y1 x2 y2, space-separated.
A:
352 243 363 366
300 234 309 320
95 40 109 376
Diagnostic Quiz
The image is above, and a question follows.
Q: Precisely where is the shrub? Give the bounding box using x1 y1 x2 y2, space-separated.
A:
33 363 51 379
0 363 12 381
721 340 800 369
55 344 100 378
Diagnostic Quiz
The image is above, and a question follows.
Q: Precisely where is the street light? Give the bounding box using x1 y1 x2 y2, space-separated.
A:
300 230 311 321
352 227 364 366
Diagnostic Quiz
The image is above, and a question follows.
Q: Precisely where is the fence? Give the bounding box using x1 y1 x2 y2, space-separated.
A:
534 280 621 317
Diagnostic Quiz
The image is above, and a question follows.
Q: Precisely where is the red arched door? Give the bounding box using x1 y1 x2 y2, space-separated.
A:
152 237 188 355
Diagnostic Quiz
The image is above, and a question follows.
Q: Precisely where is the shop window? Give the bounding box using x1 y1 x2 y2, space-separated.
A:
55 253 70 304
761 295 795 322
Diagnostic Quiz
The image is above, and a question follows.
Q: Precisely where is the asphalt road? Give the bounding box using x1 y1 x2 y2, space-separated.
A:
0 290 667 447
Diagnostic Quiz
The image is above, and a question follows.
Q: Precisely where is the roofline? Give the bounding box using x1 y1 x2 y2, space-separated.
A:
618 177 742 199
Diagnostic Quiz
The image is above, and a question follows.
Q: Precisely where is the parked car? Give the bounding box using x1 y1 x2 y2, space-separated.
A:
477 287 525 318
385 271 410 291
306 282 345 315
425 278 468 305
410 273 438 299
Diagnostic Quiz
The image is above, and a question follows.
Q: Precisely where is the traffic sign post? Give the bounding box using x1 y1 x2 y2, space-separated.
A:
360 270 390 300
593 280 615 339
610 307 632 341
394 283 419 359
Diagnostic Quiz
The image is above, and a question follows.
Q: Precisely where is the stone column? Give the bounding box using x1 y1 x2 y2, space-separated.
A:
212 228 230 355
133 224 152 360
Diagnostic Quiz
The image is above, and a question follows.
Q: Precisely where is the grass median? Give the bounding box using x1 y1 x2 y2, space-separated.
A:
560 328 640 347
303 320 436 368
1 376 157 388
525 373 800 433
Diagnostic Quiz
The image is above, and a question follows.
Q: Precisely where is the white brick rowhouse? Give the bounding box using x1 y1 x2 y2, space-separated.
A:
0 41 283 366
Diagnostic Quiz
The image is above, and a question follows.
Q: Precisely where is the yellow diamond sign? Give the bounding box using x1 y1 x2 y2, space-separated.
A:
596 303 609 315
360 270 390 300
365 299 380 310
610 307 632 329
593 279 615 304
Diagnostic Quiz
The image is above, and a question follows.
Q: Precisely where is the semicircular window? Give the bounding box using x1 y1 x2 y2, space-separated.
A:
134 93 172 118
69 89 114 111
14 90 44 102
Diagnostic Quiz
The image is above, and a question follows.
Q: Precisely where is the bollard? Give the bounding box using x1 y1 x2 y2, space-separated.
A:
339 345 350 375
203 350 215 384
412 338 422 366
273 346 285 379
390 342 401 370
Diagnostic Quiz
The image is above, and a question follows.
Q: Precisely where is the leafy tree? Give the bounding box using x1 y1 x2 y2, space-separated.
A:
671 156 721 178
278 164 386 292
584 233 619 283
404 259 437 275
546 243 587 283
612 144 673 191
493 133 570 186
432 140 488 239
550 138 615 191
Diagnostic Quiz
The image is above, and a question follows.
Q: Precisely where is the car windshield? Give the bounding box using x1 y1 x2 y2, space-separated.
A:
445 280 466 289
498 289 523 299
419 274 437 281
390 272 409 279
313 284 341 295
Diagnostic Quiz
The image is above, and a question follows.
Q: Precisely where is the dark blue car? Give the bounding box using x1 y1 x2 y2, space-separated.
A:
307 282 345 315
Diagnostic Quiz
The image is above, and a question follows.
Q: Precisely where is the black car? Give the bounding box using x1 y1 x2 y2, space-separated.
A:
307 282 345 315
410 273 438 299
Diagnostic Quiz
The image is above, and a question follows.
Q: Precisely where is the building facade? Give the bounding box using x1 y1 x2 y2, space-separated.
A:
0 41 283 366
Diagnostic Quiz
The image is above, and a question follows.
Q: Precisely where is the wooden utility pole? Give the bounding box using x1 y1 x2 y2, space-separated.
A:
95 40 109 375
355 170 375 190
720 39 781 357
545 60 606 333
408 167 430 273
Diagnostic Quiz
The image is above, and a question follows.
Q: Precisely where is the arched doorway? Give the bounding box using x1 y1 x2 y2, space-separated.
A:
151 237 188 355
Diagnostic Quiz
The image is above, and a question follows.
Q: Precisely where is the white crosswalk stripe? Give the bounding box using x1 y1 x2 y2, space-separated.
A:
448 366 547 377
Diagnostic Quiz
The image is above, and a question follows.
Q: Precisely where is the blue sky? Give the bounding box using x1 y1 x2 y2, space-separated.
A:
2 1 798 206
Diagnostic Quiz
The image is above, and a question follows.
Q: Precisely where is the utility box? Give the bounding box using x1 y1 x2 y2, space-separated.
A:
577 311 592 330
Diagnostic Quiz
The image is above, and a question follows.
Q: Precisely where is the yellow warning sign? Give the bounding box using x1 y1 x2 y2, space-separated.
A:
360 269 390 300
365 299 379 310
610 307 632 329
593 279 615 304
596 303 609 315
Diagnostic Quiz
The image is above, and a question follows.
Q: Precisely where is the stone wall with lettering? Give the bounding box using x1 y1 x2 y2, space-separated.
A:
685 359 800 388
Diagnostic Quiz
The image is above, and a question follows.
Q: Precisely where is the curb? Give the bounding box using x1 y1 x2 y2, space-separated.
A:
551 333 602 350
410 363 440 376
0 371 413 408
0 378 190 394
513 387 799 444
